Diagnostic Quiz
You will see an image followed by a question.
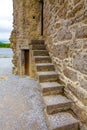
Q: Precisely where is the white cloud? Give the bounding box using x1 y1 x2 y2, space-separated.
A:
0 20 12 28
0 32 11 41
0 0 13 18
0 0 13 41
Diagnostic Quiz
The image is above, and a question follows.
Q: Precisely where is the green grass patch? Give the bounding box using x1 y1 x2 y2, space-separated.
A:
0 56 10 58
0 43 11 48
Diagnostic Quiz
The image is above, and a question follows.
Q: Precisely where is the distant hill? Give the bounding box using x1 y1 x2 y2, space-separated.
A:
0 41 3 44
0 42 11 48
0 40 10 44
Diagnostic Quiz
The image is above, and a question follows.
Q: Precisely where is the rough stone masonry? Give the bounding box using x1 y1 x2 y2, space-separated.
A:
10 0 87 129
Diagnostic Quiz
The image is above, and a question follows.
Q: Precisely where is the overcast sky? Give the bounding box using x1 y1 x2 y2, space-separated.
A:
0 0 13 42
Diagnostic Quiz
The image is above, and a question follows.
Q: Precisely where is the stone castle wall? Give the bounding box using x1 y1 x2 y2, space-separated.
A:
10 0 87 128
43 0 87 128
10 0 42 75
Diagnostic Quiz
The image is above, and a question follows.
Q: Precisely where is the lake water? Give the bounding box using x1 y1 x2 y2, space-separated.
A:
0 48 13 58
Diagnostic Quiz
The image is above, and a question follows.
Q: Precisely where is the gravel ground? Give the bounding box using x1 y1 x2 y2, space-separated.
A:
0 58 48 130
0 58 13 76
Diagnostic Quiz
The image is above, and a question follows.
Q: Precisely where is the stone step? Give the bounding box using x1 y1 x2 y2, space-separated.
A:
40 82 63 96
37 71 58 83
33 50 49 56
32 45 46 50
45 112 79 130
34 56 52 63
43 95 72 114
36 63 55 72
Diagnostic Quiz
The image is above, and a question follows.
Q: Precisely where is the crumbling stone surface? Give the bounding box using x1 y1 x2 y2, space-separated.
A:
44 0 87 128
10 0 42 75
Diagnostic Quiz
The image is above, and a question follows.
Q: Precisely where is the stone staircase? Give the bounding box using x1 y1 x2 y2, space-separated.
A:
31 40 80 130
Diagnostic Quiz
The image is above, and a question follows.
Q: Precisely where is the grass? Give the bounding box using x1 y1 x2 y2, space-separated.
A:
0 56 10 58
0 43 11 48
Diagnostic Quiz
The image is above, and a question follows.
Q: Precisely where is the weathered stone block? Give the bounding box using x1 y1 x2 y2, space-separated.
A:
63 67 77 81
65 88 87 123
73 52 87 74
52 44 69 59
58 0 64 5
83 40 87 48
73 0 81 5
78 76 87 91
72 103 87 124
54 22 61 29
58 5 67 18
67 1 84 18
67 83 87 105
57 28 72 41
76 26 87 39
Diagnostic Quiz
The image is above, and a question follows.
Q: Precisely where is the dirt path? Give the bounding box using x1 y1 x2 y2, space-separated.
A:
0 58 48 130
